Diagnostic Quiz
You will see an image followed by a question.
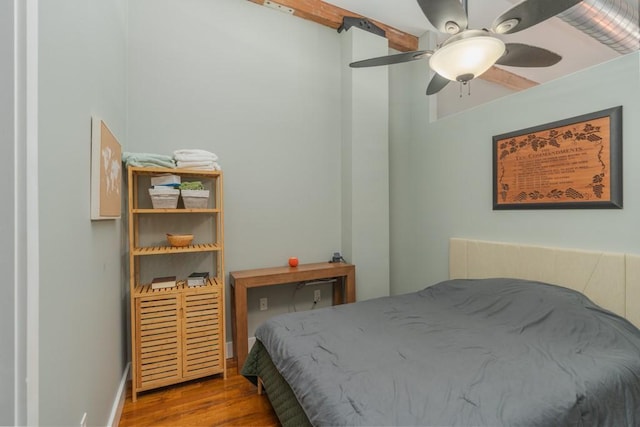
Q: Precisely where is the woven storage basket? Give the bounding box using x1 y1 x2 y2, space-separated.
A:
149 187 180 209
166 233 194 247
181 189 210 209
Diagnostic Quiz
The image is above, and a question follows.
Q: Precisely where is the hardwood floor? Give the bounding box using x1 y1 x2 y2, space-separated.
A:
119 360 280 426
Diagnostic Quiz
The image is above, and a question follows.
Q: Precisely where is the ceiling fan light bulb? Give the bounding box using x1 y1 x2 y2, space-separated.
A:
429 36 506 82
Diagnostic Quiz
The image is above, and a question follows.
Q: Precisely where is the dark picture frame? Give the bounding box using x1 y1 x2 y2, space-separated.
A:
493 106 622 210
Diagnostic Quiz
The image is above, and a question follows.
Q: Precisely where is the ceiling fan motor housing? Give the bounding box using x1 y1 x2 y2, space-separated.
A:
456 73 475 82
444 20 461 34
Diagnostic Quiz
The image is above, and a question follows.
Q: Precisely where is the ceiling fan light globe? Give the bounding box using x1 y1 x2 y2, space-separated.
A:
429 36 506 82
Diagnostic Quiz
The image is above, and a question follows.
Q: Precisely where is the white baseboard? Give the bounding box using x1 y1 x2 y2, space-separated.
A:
107 362 130 427
225 337 256 359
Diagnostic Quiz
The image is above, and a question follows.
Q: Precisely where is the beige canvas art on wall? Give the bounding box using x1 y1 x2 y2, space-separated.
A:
91 116 122 220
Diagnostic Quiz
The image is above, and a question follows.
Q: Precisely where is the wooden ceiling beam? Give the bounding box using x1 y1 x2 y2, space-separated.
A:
480 66 539 92
248 0 538 92
248 0 418 52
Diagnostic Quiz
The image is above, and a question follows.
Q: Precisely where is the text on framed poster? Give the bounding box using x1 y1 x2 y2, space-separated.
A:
493 106 622 210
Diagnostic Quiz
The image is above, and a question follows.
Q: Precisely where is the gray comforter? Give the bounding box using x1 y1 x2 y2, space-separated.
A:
255 278 640 426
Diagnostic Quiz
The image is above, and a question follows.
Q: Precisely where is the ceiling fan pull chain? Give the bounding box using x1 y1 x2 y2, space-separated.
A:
458 81 472 98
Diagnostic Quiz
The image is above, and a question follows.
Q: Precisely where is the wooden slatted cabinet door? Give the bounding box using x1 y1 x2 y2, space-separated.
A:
182 289 224 379
135 293 182 391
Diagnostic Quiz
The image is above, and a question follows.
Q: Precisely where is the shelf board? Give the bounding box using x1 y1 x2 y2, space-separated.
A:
133 208 220 214
128 166 222 178
134 277 222 297
132 243 221 256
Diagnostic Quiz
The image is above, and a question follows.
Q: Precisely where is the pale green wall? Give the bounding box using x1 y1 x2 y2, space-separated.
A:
38 0 127 425
30 2 640 423
126 0 344 338
341 29 390 301
390 52 640 296
1 1 15 423
389 38 433 296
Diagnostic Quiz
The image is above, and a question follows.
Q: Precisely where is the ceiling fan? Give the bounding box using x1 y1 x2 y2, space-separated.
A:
349 0 583 95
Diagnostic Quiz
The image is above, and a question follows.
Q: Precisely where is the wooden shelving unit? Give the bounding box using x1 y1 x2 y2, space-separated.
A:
127 166 225 401
131 243 221 256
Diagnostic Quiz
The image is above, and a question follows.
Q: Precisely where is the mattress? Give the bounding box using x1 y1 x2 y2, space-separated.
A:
246 278 640 426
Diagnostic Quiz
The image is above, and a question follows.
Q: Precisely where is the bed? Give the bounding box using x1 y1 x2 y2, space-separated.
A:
242 239 640 426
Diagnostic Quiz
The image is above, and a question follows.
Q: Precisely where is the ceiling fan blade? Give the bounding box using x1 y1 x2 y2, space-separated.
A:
426 73 451 95
495 43 562 67
492 0 582 34
349 50 432 68
416 0 468 34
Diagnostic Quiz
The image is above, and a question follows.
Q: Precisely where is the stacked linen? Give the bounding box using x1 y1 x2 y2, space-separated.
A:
173 149 221 170
122 152 176 168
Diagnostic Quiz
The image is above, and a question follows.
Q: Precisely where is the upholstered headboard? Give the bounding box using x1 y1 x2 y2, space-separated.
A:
449 238 640 328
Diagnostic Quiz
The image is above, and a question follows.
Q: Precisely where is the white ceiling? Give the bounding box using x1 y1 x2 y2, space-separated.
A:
324 0 623 85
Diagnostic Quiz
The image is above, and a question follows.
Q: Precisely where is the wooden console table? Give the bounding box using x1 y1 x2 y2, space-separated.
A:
230 262 356 368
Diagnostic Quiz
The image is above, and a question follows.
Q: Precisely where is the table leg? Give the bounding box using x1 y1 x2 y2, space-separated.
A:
234 281 249 369
333 276 344 305
230 279 238 366
345 269 356 303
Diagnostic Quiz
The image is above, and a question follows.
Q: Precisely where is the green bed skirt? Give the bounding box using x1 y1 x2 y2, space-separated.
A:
241 340 313 427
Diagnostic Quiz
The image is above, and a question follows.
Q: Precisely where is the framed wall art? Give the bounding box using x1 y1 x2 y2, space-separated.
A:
493 106 622 210
91 116 122 220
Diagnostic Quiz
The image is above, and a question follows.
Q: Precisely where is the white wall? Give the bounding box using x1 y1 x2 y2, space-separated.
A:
126 0 344 338
390 52 640 296
37 0 127 425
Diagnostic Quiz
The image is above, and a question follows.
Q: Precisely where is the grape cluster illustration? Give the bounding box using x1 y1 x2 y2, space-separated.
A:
498 120 606 205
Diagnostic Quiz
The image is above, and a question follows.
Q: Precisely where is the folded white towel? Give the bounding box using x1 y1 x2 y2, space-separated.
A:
173 149 218 162
177 160 215 168
177 160 221 170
